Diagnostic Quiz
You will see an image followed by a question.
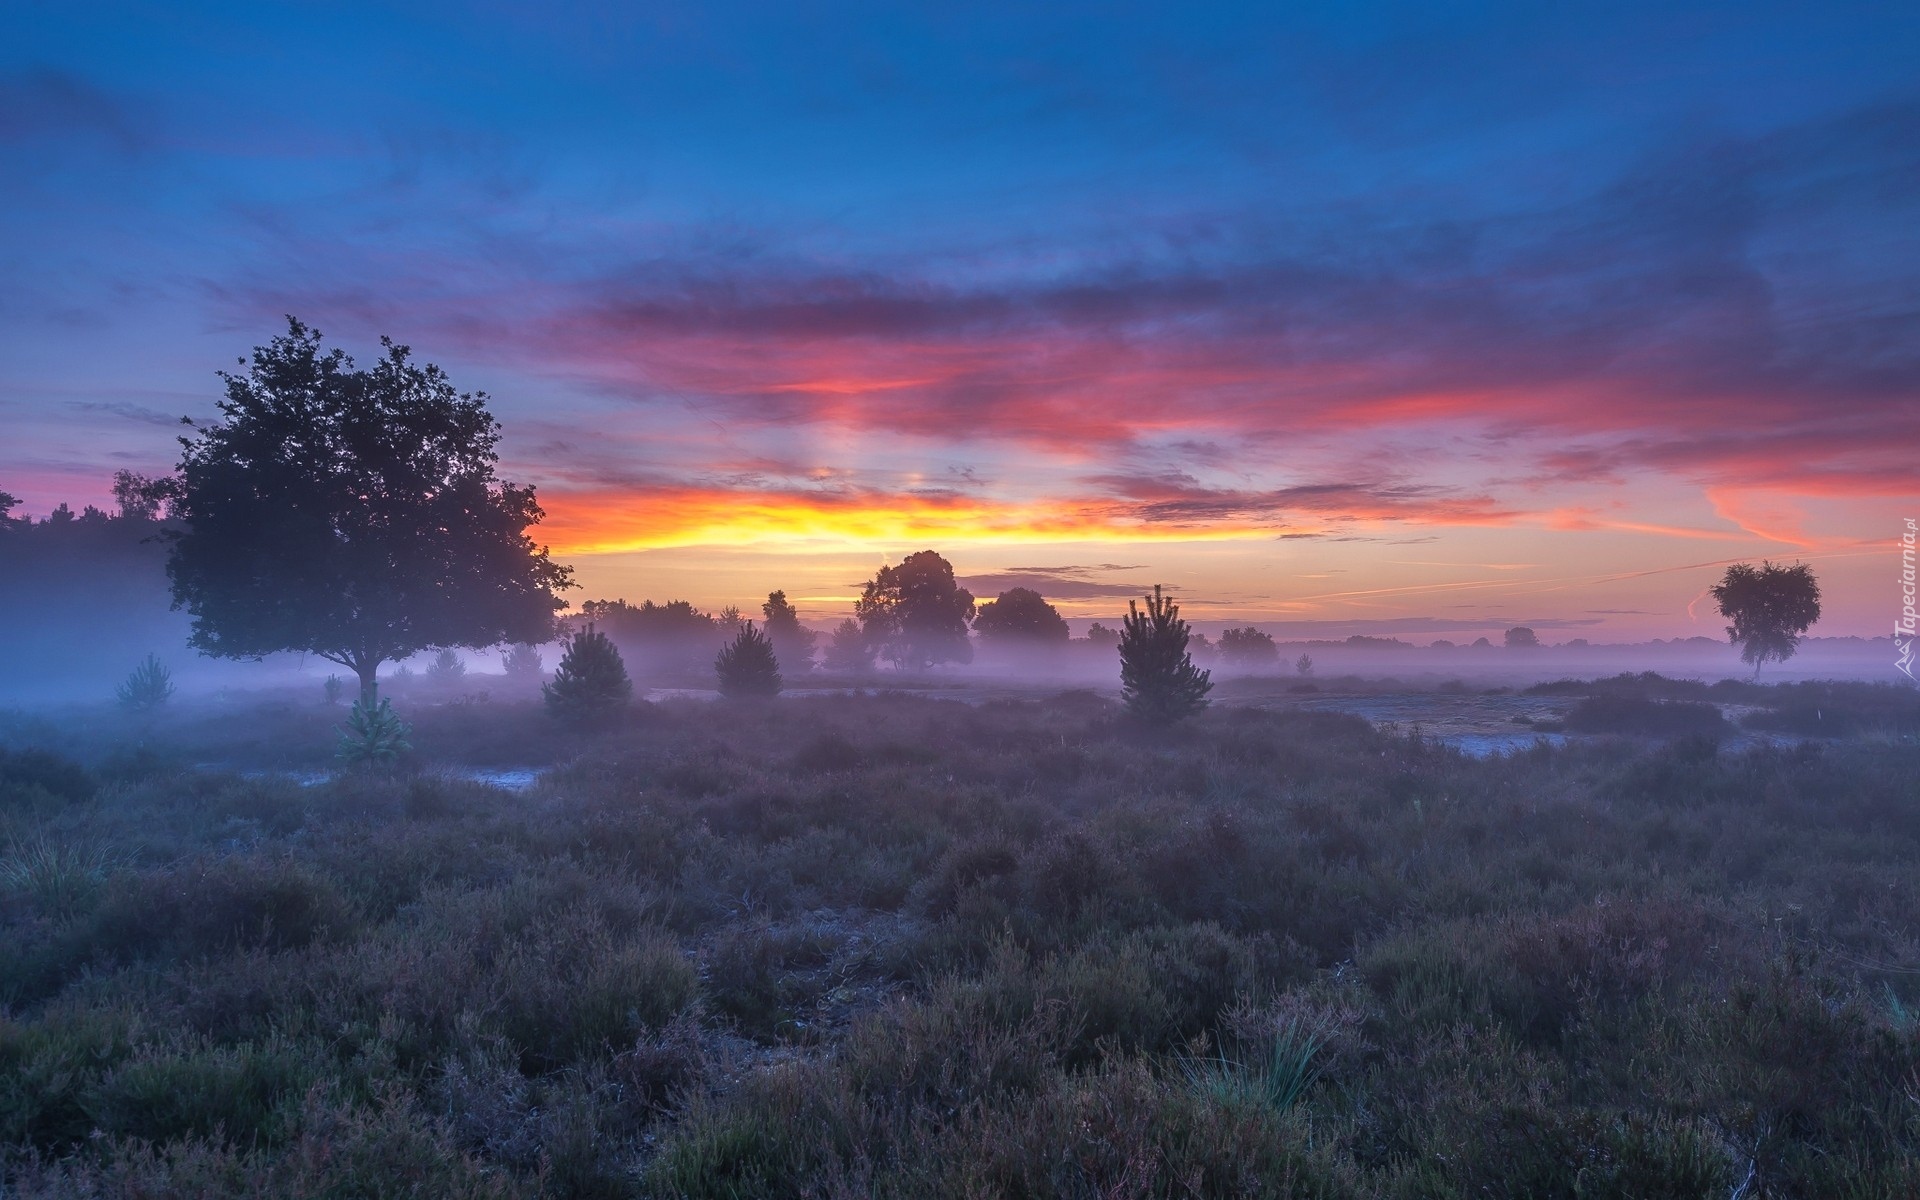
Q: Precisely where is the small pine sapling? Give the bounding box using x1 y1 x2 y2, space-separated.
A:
543 623 633 720
336 696 411 767
116 654 174 711
1118 585 1212 725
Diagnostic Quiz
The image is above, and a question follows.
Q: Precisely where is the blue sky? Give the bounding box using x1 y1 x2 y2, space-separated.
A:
3 1 1915 636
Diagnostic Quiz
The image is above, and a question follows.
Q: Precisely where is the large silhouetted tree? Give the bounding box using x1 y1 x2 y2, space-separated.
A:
1711 561 1821 677
973 587 1070 643
1119 585 1211 725
168 319 572 701
854 550 975 669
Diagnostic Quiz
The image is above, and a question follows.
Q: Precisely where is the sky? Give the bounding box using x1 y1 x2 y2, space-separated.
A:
2 1 1915 640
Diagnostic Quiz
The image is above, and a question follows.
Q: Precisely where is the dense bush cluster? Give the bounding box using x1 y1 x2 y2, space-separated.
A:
1 691 1916 1195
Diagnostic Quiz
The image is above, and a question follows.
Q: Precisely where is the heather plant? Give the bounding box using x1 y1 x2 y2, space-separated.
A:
335 696 411 766
1118 584 1212 724
715 621 782 699
115 654 173 711
542 623 632 720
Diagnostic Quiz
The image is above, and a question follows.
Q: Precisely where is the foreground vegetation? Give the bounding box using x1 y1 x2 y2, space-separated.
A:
2 685 1918 1197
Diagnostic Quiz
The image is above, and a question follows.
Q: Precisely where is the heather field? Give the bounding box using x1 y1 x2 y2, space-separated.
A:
3 679 1919 1198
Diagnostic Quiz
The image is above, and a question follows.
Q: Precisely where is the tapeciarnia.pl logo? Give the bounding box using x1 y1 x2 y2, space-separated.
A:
1899 517 1917 681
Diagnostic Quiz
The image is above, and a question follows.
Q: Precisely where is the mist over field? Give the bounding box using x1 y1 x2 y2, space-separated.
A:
0 513 1902 709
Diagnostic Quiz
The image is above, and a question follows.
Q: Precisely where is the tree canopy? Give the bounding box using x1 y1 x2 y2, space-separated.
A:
1710 561 1821 676
167 319 572 700
854 550 975 669
1219 626 1278 666
972 587 1070 642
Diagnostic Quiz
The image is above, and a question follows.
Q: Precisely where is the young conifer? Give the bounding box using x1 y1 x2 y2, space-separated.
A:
715 621 783 699
543 623 633 719
116 654 174 711
1118 585 1212 725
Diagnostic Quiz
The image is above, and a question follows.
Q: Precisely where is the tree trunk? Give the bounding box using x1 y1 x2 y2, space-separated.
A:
356 661 381 705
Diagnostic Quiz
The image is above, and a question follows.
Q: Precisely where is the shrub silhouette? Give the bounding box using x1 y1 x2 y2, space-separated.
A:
1296 653 1314 677
715 622 783 699
116 654 174 711
1562 696 1728 739
1119 585 1212 725
543 623 632 719
502 642 544 679
322 675 343 705
1711 561 1822 677
425 649 465 683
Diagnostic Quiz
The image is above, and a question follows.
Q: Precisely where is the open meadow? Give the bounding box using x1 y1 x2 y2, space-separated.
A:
4 677 1919 1197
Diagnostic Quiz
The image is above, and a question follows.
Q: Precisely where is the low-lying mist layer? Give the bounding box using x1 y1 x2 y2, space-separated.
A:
2 691 1918 1195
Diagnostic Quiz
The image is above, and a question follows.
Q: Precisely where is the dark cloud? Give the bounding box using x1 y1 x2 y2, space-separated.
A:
0 69 149 151
959 571 1159 600
468 95 1920 487
63 400 180 428
1079 472 1514 526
